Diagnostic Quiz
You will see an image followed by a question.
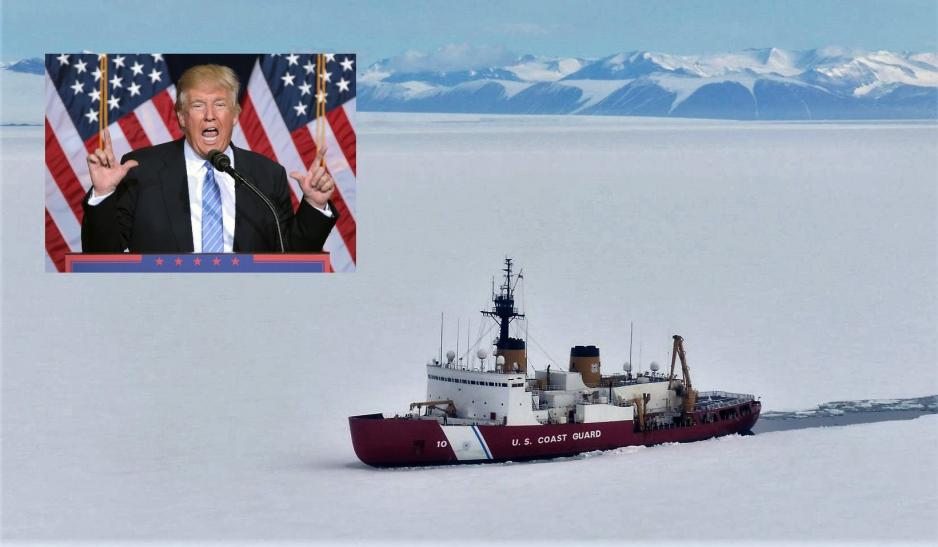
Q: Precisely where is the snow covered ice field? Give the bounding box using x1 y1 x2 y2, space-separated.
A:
2 114 937 543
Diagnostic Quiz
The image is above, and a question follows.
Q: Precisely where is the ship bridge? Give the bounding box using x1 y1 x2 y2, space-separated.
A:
425 363 537 425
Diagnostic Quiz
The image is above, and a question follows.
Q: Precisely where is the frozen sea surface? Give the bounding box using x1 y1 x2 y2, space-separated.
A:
2 114 937 543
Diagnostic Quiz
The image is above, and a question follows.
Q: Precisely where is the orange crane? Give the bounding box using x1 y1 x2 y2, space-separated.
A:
668 335 698 417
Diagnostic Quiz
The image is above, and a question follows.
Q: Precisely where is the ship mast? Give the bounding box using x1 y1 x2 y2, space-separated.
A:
481 258 527 373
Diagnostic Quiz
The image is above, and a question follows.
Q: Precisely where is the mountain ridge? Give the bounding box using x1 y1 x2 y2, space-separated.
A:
358 47 938 119
4 47 937 122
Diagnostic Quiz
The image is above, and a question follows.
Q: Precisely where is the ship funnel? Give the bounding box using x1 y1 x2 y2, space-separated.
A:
495 338 526 375
570 345 601 387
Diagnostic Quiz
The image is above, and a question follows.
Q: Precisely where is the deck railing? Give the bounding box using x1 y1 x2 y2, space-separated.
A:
695 391 755 411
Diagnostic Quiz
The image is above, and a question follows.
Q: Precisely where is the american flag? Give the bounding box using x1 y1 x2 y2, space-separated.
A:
44 53 357 272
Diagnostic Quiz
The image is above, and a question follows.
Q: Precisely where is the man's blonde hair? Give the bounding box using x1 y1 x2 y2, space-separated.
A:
174 64 241 115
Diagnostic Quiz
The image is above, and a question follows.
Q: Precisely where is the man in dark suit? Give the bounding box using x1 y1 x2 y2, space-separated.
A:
82 64 337 253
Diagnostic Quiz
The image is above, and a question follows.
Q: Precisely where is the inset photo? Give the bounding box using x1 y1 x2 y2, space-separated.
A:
45 53 357 272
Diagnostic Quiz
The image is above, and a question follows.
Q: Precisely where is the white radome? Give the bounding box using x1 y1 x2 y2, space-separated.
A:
446 350 455 363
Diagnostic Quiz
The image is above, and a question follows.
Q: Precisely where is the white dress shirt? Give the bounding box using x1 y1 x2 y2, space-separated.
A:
184 141 237 252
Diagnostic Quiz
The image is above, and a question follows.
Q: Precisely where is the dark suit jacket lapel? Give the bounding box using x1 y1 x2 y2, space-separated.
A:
159 139 194 252
232 145 257 252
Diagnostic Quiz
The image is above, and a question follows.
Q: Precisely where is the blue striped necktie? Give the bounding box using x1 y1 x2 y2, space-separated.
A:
201 160 223 253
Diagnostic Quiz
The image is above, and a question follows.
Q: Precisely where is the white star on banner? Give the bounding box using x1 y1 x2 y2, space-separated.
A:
322 70 332 83
108 95 120 111
324 53 336 63
113 55 126 68
298 81 312 96
303 60 315 75
148 68 162 83
293 101 308 116
57 53 70 65
151 54 163 62
316 90 327 103
91 67 102 81
84 108 98 123
89 89 101 103
109 75 123 89
281 72 295 87
74 59 88 74
340 57 354 72
130 61 144 76
70 81 85 95
286 53 300 66
128 81 142 97
337 78 350 93
97 53 106 61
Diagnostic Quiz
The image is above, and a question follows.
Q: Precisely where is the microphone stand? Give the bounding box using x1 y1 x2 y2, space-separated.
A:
208 150 285 253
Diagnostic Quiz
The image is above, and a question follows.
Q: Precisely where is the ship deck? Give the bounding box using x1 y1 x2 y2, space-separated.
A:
695 391 758 410
383 390 758 428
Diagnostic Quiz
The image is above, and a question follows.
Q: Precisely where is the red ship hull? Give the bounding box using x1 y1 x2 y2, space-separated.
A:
349 400 760 467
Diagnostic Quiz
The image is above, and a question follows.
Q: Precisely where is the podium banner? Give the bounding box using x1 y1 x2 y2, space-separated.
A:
65 253 332 273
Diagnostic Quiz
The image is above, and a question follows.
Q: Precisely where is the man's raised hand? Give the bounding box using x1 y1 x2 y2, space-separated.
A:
289 146 335 209
86 128 139 197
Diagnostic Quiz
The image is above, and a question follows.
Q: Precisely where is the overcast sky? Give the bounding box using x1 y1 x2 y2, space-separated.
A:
2 0 936 65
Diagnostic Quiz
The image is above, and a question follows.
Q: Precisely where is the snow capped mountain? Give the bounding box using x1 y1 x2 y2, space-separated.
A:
1 57 44 74
363 53 587 86
3 48 937 124
805 49 938 97
359 47 938 119
505 54 586 82
1 58 43 125
562 51 699 79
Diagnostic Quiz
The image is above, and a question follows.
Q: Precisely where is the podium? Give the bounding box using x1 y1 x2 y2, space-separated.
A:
65 253 332 273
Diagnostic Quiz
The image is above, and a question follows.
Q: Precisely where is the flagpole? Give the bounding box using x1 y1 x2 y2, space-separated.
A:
99 54 108 150
317 53 326 166
318 53 322 149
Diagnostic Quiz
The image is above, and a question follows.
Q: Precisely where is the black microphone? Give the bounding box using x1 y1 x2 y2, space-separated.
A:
207 149 285 253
